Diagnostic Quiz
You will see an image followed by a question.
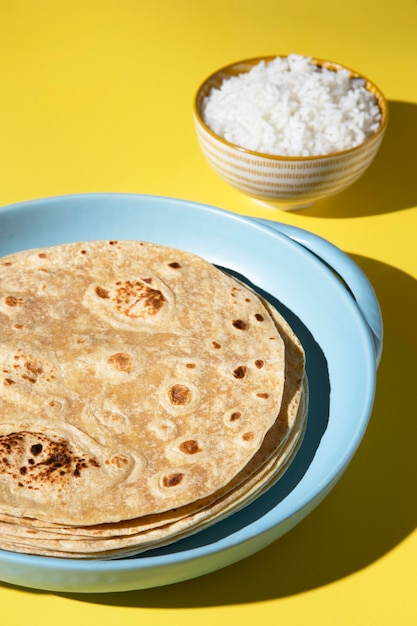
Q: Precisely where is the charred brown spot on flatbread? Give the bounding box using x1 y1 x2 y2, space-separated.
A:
30 444 43 456
2 351 56 387
233 365 247 379
113 280 165 318
179 440 201 454
4 296 23 307
107 352 134 374
24 360 43 378
232 319 247 330
0 432 100 488
162 472 185 487
95 286 110 299
168 384 192 406
242 431 254 442
109 455 129 468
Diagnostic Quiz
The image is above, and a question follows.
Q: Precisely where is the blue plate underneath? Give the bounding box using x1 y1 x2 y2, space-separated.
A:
0 194 378 593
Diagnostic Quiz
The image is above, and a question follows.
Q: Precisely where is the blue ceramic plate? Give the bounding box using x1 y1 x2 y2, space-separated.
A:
0 194 381 593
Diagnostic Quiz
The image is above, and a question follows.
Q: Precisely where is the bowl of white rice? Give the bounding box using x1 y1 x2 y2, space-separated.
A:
194 55 388 210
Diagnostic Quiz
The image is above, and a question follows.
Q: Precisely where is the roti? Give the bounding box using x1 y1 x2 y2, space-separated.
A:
0 303 308 558
0 240 308 558
0 240 290 528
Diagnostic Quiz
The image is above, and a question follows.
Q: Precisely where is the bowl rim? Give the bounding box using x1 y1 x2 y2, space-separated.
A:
193 54 389 162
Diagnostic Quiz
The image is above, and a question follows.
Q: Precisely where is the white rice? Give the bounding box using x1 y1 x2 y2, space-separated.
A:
202 54 382 156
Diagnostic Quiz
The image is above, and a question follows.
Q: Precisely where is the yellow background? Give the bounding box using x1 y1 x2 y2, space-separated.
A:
0 1 416 624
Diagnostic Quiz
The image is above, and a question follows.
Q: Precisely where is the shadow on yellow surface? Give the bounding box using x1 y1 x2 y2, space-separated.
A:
44 254 415 607
0 255 415 605
266 101 417 218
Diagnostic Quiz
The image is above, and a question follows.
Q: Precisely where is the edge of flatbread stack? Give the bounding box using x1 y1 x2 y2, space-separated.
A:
0 240 307 559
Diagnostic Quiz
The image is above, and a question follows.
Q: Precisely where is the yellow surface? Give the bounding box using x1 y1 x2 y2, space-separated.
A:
0 0 416 624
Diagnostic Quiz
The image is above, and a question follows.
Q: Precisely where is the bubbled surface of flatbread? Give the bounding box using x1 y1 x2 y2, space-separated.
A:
0 289 308 560
0 240 286 525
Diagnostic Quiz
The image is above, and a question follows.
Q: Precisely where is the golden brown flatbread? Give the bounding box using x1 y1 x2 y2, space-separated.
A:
0 240 307 558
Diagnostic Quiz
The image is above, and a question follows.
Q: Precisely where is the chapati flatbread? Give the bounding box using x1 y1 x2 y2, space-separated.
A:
0 240 288 525
0 240 308 559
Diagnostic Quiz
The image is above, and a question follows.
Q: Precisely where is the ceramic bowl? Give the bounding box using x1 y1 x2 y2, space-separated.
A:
193 56 388 210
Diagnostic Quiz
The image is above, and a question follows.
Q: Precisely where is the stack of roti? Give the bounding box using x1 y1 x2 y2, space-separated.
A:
0 240 307 559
